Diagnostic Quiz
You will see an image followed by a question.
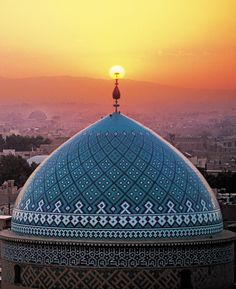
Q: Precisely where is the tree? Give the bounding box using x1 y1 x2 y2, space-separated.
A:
197 167 236 193
0 135 5 151
0 134 51 152
0 155 37 187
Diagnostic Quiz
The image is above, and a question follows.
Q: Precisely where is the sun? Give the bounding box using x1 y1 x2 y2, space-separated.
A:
109 65 125 79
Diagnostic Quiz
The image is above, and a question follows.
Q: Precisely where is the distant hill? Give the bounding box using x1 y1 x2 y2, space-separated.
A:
0 76 235 111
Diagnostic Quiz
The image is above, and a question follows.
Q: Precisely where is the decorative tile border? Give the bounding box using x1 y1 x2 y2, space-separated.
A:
12 208 223 239
2 238 233 268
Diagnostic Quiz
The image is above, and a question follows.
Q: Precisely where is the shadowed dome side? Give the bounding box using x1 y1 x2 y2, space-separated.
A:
11 113 223 240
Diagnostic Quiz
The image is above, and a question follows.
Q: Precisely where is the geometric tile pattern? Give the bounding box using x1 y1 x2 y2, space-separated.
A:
12 113 223 239
1 262 234 289
20 267 181 289
2 239 233 268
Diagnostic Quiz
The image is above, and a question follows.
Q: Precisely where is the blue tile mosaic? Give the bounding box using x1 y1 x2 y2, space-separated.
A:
12 113 223 239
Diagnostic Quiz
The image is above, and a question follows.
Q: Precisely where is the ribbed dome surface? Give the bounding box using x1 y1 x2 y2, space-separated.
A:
12 113 222 239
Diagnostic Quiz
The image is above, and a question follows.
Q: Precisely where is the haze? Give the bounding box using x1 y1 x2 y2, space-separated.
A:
0 0 236 91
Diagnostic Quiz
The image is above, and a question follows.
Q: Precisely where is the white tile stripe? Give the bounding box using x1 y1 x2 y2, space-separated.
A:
12 209 222 228
11 222 223 239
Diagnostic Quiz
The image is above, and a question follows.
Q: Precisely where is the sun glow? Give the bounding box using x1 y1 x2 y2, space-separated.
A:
109 65 125 79
0 1 235 89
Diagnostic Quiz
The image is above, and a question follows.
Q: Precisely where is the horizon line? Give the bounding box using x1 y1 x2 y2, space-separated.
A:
0 75 235 92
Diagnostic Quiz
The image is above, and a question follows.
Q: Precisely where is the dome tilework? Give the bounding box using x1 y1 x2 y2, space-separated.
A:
12 113 223 239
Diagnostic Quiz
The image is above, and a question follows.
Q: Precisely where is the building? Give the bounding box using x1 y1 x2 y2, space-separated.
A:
174 135 236 172
36 137 68 155
0 81 235 289
0 216 11 231
0 180 18 215
0 149 37 160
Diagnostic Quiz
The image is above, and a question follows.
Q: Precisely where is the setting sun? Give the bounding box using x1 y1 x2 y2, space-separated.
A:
0 0 235 95
109 65 125 79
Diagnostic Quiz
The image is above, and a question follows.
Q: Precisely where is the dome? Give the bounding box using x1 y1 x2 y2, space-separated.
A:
28 110 47 121
12 113 222 240
27 155 48 166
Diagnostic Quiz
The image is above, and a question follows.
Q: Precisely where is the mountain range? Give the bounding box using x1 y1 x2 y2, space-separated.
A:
0 76 235 112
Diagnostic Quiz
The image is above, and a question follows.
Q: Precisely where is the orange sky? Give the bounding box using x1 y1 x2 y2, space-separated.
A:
0 0 236 89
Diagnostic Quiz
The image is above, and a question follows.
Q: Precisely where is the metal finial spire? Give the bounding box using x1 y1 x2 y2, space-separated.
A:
110 65 125 113
112 73 121 113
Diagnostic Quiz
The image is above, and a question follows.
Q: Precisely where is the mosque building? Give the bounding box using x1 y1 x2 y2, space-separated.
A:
0 71 235 289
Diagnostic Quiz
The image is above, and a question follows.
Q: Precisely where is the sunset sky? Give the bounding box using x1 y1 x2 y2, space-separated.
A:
0 0 236 89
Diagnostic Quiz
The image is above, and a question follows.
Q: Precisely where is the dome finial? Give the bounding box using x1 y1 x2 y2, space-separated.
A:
109 65 125 113
112 74 121 113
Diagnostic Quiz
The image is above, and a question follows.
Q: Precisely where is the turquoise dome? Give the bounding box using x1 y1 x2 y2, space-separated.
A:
12 113 222 239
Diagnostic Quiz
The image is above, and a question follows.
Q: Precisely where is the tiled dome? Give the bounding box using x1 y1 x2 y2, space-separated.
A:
12 113 223 239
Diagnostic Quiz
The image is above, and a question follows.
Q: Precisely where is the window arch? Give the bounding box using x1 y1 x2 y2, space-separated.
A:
14 265 21 284
180 269 193 289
